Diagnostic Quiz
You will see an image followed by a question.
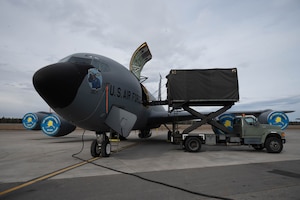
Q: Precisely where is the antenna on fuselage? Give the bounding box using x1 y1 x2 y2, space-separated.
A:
158 74 162 101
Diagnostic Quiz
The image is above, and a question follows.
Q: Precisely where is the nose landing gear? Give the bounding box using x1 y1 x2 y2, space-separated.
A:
91 132 111 157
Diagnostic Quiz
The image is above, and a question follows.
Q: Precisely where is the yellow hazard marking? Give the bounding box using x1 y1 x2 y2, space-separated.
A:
109 139 121 142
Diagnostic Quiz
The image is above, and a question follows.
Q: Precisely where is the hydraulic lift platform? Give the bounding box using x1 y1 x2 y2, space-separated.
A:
151 68 240 152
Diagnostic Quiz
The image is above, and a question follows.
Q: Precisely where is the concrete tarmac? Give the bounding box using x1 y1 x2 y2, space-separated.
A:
0 128 299 199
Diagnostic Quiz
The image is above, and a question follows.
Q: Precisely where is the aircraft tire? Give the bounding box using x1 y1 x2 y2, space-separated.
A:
91 139 101 157
185 137 201 152
101 138 111 157
138 130 152 139
167 131 171 142
265 137 283 153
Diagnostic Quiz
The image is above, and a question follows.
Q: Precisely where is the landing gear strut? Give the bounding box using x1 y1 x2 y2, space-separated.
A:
91 132 111 157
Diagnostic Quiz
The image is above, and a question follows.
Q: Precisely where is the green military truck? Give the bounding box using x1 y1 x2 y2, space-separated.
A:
180 115 286 153
165 69 286 153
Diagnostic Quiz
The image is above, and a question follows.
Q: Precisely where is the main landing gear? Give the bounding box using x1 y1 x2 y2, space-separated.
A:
138 129 152 139
91 132 111 157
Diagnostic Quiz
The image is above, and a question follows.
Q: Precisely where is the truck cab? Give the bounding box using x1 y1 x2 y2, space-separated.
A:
233 115 285 153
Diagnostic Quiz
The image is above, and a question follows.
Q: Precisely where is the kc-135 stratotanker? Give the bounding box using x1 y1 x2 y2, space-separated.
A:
23 42 292 157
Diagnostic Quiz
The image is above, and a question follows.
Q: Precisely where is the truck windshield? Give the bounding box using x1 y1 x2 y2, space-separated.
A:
244 117 256 125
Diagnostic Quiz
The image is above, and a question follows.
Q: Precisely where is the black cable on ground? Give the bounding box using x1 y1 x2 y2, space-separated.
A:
71 130 86 158
72 130 233 200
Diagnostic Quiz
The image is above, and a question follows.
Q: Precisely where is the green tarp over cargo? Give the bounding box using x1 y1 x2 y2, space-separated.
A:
166 68 239 106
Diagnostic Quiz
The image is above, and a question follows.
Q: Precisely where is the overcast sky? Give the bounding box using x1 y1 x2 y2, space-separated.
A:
0 0 299 120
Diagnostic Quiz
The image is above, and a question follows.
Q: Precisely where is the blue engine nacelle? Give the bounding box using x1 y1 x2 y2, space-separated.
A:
23 112 76 137
212 111 289 135
258 111 289 130
41 114 76 137
22 112 50 130
212 113 235 135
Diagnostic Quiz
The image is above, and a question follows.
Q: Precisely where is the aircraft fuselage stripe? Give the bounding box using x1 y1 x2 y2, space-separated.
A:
105 84 109 114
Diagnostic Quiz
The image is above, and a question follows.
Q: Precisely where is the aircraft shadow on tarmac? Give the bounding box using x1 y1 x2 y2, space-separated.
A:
28 132 279 157
31 136 94 144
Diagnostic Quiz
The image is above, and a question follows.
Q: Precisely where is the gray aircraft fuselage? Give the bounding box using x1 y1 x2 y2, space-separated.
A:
33 53 164 133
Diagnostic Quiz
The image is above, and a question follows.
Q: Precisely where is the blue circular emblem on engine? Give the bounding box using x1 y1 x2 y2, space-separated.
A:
213 114 236 134
218 114 235 131
41 114 61 136
267 111 289 130
22 113 38 130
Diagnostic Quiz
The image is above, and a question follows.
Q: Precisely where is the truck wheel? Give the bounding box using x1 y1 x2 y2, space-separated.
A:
265 137 283 153
185 137 201 152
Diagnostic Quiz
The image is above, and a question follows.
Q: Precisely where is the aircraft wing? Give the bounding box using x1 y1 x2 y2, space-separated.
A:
147 108 293 130
228 109 294 117
148 110 197 126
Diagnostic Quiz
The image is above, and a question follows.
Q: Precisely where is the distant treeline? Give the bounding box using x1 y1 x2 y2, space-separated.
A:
0 117 22 123
1 117 300 125
289 121 300 125
171 120 300 125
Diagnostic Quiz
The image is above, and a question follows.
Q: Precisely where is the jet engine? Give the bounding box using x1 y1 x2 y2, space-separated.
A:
22 112 50 130
212 110 289 135
40 114 76 137
258 110 289 130
23 112 76 136
212 113 235 135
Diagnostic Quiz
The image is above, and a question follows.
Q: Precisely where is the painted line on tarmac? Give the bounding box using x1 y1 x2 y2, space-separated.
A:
0 142 139 196
0 157 100 196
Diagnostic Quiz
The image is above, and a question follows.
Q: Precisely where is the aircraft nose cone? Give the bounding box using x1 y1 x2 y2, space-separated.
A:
33 62 92 108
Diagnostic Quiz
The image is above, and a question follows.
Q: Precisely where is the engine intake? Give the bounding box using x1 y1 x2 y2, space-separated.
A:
22 112 50 130
258 111 289 130
41 114 76 137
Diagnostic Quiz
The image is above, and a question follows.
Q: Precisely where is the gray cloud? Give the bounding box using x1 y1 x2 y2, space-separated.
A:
0 0 299 119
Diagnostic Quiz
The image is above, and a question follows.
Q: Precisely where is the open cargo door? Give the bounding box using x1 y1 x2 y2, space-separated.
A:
130 42 152 81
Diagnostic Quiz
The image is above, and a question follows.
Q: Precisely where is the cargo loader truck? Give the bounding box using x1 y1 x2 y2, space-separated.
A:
152 68 287 153
170 114 285 153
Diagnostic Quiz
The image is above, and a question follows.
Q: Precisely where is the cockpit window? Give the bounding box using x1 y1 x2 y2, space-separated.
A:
69 57 92 65
59 55 110 72
91 59 110 72
59 56 71 63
